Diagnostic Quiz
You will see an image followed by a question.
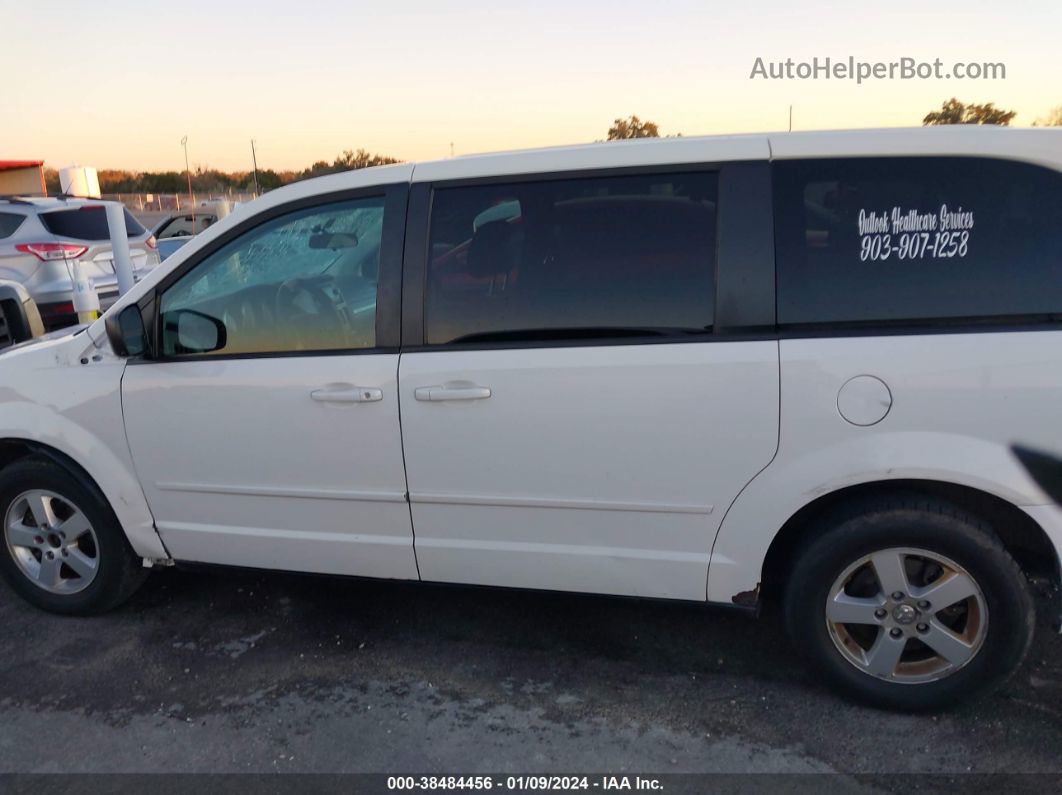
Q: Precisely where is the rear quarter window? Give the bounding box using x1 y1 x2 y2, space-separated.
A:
0 212 25 239
39 206 147 241
774 157 1062 327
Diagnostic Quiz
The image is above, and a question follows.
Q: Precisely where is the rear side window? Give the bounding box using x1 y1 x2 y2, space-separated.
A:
425 171 718 345
0 212 24 239
39 206 147 241
774 157 1062 327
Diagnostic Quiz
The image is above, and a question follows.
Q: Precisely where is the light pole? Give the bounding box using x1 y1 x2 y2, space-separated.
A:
251 139 260 197
181 135 196 233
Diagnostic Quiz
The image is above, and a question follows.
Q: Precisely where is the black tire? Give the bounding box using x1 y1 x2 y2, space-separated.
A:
0 455 148 615
784 494 1035 711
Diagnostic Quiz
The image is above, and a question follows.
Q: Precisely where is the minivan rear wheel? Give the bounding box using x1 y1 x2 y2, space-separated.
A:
0 455 148 615
784 495 1035 711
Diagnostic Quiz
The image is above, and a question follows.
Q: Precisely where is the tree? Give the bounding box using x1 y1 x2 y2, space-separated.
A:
43 168 61 195
97 169 138 192
333 148 401 170
138 171 187 193
922 98 1016 126
1033 106 1062 127
301 160 334 180
36 146 401 197
293 148 401 182
254 169 284 191
607 115 661 140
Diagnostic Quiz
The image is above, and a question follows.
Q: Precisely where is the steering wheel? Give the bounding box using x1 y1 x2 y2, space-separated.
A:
274 276 350 349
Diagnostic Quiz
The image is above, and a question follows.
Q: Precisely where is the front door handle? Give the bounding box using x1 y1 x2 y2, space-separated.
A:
414 382 492 402
310 385 383 403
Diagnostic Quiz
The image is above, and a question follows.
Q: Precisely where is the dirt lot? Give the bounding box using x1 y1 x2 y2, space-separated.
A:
0 565 1060 787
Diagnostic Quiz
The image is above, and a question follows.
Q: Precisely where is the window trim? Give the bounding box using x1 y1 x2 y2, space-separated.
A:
136 183 408 363
402 161 773 351
716 161 775 333
778 314 1062 337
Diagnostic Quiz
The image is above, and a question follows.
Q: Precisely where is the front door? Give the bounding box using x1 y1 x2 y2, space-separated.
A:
122 186 419 579
399 169 779 600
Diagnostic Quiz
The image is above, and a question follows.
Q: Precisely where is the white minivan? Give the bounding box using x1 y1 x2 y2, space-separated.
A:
1 127 1060 710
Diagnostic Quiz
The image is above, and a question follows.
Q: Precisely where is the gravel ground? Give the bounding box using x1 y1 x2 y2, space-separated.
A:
0 565 1059 788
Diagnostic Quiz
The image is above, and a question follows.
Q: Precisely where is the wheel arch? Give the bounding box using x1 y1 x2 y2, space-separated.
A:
1 438 110 503
0 434 167 560
0 438 33 474
759 479 1060 602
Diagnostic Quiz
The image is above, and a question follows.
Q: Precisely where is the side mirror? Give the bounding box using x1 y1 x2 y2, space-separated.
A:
163 309 227 355
108 305 147 357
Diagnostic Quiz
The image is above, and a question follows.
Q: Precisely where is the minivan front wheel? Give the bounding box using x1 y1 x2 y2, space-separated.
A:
5 488 102 595
0 455 148 615
784 496 1035 711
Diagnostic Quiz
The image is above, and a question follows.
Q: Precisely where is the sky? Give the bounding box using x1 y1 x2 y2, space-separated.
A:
1 0 1059 173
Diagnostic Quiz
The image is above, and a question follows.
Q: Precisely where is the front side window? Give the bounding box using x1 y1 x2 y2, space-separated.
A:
159 197 384 356
775 157 1062 326
425 171 718 345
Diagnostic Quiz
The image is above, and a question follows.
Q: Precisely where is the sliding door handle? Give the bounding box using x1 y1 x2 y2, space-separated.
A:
414 382 492 402
311 385 383 403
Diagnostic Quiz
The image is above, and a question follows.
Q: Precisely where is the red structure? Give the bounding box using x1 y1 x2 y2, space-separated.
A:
0 160 47 195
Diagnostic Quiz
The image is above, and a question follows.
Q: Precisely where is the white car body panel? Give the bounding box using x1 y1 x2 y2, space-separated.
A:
768 127 1062 170
412 135 771 183
120 355 418 579
399 342 779 600
708 331 1062 603
0 127 1050 611
0 334 166 559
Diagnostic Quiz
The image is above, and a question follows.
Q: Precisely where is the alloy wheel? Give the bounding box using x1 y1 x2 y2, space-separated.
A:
825 547 988 683
4 489 100 595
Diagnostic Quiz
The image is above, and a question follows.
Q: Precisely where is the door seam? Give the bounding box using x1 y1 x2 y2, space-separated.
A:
118 360 173 559
705 338 782 602
395 350 422 579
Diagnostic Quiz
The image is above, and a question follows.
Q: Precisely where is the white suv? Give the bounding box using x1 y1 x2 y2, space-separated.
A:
0 197 160 330
0 127 1059 711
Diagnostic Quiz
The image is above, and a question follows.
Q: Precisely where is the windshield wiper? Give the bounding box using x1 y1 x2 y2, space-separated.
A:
446 326 712 344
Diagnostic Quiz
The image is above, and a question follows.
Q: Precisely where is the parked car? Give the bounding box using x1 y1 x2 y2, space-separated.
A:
0 279 44 350
151 200 231 261
0 196 160 330
0 127 1060 711
154 236 191 262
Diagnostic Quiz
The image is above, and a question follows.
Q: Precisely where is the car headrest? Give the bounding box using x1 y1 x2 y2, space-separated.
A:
360 254 379 283
467 220 520 278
